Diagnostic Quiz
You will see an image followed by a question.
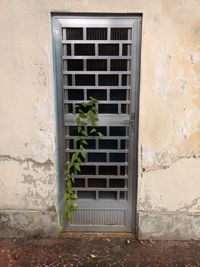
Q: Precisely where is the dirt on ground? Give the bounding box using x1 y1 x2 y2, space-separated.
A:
0 236 200 267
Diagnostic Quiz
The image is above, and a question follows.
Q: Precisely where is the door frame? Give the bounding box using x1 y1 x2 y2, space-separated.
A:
51 13 142 234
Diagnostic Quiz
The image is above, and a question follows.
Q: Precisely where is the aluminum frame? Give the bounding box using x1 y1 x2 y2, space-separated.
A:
52 14 142 233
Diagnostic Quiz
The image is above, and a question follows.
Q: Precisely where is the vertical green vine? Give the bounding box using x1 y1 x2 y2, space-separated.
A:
64 97 102 220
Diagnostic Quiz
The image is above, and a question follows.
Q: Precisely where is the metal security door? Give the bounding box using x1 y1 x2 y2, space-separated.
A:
53 16 141 232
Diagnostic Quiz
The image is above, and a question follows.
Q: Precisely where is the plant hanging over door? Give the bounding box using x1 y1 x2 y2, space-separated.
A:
64 97 102 220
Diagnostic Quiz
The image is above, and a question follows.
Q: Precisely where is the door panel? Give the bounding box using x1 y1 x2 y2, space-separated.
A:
53 16 141 232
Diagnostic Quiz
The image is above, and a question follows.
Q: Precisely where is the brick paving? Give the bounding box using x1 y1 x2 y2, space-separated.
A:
0 237 200 267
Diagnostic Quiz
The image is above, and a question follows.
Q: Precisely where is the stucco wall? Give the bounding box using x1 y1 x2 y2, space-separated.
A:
0 0 199 239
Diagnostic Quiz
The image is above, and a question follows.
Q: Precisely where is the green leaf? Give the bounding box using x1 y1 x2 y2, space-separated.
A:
67 212 72 220
80 150 86 159
76 116 81 124
64 192 70 200
72 203 78 210
65 200 72 213
81 130 88 137
78 126 82 133
90 128 96 134
87 110 94 116
81 139 88 146
74 163 81 172
65 162 73 174
71 194 78 200
79 120 87 126
71 153 77 163
71 172 75 182
76 156 81 163
89 96 97 103
74 136 82 142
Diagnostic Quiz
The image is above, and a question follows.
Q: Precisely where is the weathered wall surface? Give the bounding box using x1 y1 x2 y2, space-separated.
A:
0 0 199 238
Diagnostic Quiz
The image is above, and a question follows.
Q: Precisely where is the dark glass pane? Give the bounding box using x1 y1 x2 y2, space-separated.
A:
75 44 95 55
111 60 127 71
110 127 126 136
87 28 107 40
87 59 107 71
99 140 117 149
65 28 83 40
99 44 119 56
67 59 83 71
99 75 118 86
110 179 125 188
99 104 118 114
74 179 85 187
110 153 126 162
99 166 117 175
88 179 106 188
110 89 127 100
78 191 96 199
111 28 129 40
99 191 117 199
75 75 95 86
87 89 107 100
88 153 106 162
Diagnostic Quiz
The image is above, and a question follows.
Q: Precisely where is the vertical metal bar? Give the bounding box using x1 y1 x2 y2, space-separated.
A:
119 74 122 86
107 58 110 71
71 43 74 55
85 178 88 188
107 88 110 101
117 165 120 176
95 43 98 56
106 152 109 162
83 27 86 40
107 27 111 40
106 179 109 188
117 139 120 150
84 88 87 101
95 74 98 87
72 103 75 114
118 103 121 114
72 74 75 86
96 165 99 175
62 28 66 40
119 43 122 56
83 59 87 71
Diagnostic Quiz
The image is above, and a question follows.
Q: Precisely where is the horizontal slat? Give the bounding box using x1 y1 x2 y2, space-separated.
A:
74 188 128 191
64 100 130 104
66 149 128 153
64 175 128 179
62 40 132 44
63 71 131 75
64 114 129 126
59 17 135 28
65 135 129 140
64 86 131 89
63 56 131 60
65 162 128 166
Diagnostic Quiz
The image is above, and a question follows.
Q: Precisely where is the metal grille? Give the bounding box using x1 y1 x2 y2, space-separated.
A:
63 27 131 200
53 16 141 232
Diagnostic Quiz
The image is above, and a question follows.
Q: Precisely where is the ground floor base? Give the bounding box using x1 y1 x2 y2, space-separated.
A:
1 210 200 240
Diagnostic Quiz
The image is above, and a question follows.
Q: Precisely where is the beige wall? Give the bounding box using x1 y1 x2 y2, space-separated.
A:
0 0 199 238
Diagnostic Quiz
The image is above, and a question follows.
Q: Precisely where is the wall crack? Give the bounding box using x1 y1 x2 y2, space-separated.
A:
0 154 54 167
